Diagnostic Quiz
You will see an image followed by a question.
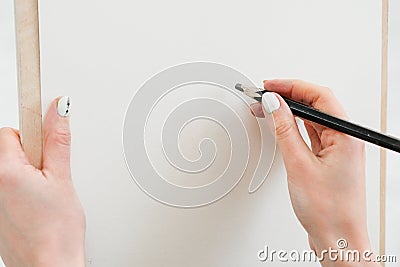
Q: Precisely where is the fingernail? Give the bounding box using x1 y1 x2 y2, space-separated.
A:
262 92 280 114
57 96 71 117
250 102 265 118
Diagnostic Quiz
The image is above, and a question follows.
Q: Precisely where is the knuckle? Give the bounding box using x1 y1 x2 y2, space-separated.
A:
0 127 14 137
321 86 334 97
275 119 296 140
292 79 302 85
0 129 15 161
52 128 71 147
291 79 302 89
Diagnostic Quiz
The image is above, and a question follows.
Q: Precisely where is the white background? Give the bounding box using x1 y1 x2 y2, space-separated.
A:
0 0 396 266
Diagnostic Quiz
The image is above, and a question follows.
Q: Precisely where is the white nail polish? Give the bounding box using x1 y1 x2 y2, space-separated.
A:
262 92 280 114
57 96 71 117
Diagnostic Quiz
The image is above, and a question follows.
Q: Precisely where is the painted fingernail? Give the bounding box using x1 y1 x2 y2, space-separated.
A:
250 102 265 118
57 96 71 117
262 92 280 114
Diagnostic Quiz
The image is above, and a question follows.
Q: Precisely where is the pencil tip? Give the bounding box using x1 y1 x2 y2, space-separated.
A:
235 83 244 92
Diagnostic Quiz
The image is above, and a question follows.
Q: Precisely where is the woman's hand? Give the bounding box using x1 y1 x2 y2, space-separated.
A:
251 80 379 266
0 97 86 267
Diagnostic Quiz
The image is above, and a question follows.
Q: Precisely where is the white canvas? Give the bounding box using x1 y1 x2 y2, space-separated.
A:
0 0 384 266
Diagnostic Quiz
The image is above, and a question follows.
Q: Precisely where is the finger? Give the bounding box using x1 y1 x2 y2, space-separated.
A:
261 92 315 173
0 128 26 163
303 122 322 154
250 102 264 118
43 96 72 178
264 79 348 119
0 128 21 154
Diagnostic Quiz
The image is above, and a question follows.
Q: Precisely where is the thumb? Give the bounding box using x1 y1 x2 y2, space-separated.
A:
43 96 71 177
261 92 314 172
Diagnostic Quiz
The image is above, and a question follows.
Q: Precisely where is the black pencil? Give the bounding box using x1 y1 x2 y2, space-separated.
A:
235 83 400 153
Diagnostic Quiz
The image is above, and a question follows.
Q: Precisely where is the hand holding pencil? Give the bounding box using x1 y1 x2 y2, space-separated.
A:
249 79 380 266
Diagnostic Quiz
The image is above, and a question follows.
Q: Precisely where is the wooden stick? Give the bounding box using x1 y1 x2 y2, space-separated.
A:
14 0 43 169
380 0 388 264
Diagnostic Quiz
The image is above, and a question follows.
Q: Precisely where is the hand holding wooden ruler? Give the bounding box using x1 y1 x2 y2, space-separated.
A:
14 0 43 169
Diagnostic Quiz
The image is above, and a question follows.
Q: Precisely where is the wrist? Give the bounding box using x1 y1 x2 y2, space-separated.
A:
311 231 379 267
33 251 85 267
31 238 86 267
33 251 86 267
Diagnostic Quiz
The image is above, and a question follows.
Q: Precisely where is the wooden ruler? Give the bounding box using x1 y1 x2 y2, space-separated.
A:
14 0 43 169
